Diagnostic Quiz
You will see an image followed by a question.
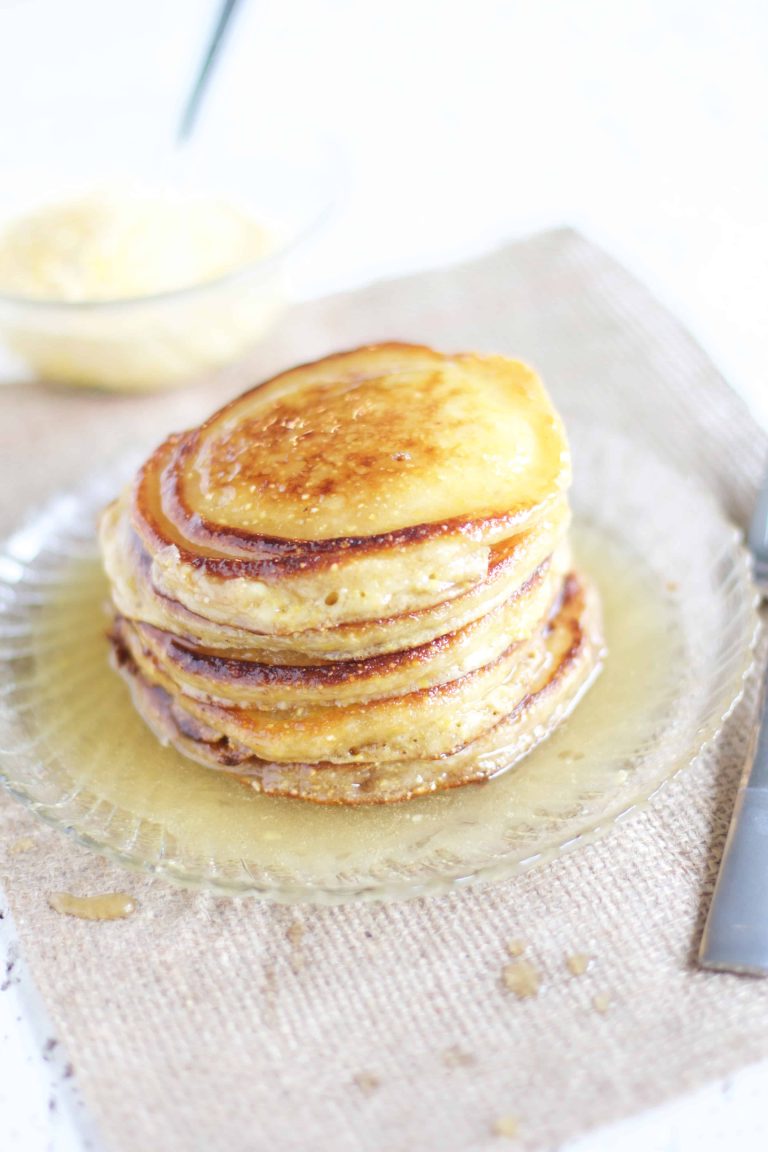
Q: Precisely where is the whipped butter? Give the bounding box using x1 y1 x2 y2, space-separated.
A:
0 191 282 391
0 193 272 302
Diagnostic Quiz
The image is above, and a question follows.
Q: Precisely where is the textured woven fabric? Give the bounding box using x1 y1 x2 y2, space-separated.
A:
2 228 768 1152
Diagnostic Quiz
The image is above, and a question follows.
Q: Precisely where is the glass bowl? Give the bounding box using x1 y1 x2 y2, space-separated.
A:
0 421 758 903
0 139 336 392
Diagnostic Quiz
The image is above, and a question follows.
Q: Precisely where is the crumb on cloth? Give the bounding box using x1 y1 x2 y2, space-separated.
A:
501 960 541 999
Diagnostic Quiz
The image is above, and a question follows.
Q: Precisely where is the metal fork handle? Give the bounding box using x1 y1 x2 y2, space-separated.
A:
699 664 768 975
178 0 241 142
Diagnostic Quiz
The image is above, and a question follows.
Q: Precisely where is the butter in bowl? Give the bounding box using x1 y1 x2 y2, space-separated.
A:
0 144 334 391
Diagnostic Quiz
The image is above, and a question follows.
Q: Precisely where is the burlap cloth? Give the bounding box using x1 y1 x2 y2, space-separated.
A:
2 228 768 1152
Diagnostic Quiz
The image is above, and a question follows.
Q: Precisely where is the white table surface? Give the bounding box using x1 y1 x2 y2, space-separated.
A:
2 1 768 1149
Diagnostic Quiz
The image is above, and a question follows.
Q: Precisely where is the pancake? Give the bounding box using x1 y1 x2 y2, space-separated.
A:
99 343 604 806
111 547 568 710
122 344 571 632
100 493 571 661
110 570 592 765
112 572 603 804
115 610 545 763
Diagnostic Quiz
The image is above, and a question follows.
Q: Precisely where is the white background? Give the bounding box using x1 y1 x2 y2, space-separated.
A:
2 1 768 1149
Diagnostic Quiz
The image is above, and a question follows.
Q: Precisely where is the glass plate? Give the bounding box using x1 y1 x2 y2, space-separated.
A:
0 423 758 903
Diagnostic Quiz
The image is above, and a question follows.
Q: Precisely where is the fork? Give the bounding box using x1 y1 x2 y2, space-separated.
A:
699 469 768 974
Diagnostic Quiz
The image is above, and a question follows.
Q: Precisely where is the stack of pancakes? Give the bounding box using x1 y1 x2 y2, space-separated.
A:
100 343 604 804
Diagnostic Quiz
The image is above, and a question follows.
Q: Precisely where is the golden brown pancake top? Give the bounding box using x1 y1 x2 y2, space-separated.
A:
173 344 570 544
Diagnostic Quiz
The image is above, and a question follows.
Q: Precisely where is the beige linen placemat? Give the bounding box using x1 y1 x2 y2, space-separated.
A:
2 228 768 1152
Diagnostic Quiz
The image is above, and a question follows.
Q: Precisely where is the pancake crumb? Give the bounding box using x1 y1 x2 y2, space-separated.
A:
261 962 278 1027
565 952 592 976
442 1045 476 1068
287 921 306 973
502 960 541 999
9 837 35 855
592 993 611 1014
493 1114 520 1139
506 939 526 957
353 1071 380 1096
